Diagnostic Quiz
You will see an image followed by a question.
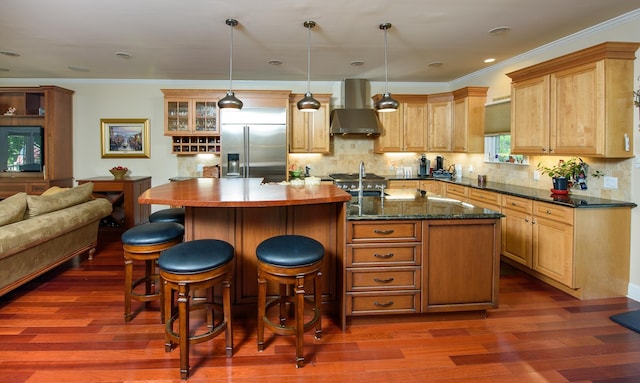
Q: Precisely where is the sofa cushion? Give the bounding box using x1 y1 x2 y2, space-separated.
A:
0 192 27 226
41 186 70 196
25 182 94 218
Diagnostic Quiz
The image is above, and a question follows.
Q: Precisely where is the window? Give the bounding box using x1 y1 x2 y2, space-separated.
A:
484 134 527 164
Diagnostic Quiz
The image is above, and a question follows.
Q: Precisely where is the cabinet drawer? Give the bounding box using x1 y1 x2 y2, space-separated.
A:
348 220 421 242
347 267 421 290
85 181 125 192
388 180 419 189
502 195 532 214
533 201 574 225
347 243 421 266
346 291 420 315
469 189 500 206
445 183 468 196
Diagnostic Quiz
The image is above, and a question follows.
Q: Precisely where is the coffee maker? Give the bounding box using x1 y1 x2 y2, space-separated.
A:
418 154 430 177
435 155 444 171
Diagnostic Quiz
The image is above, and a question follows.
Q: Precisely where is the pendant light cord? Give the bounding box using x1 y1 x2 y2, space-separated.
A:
228 21 234 93
306 22 311 93
383 24 389 94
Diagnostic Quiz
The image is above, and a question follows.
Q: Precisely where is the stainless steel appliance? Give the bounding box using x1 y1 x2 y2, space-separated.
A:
418 154 430 177
329 172 387 195
220 108 287 182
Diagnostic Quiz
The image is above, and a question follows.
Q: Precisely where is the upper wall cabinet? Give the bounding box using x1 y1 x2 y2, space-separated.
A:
427 92 453 152
373 94 428 153
507 42 640 158
452 87 488 153
289 93 331 153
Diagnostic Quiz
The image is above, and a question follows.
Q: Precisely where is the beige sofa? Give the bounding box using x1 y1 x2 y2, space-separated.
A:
0 182 113 296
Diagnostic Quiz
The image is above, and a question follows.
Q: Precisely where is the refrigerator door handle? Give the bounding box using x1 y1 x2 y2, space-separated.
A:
244 125 250 178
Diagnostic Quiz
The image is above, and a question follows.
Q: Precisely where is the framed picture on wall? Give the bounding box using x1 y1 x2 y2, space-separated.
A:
100 118 150 158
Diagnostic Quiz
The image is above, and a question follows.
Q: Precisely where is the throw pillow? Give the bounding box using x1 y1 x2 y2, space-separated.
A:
25 182 94 218
41 186 70 196
0 192 27 226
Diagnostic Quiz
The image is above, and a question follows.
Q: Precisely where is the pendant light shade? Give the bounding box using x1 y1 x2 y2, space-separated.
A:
218 18 243 110
297 20 320 112
374 22 399 113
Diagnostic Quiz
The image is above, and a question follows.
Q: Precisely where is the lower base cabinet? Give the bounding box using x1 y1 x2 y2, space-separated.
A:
343 217 500 327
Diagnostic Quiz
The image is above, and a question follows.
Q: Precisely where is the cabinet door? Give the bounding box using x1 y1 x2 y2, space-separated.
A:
289 94 330 153
501 208 532 267
403 102 427 152
193 99 218 133
165 98 190 133
511 76 550 154
428 99 453 152
452 97 468 152
419 180 443 195
550 62 603 156
375 105 404 152
289 106 309 152
308 103 330 152
532 215 575 287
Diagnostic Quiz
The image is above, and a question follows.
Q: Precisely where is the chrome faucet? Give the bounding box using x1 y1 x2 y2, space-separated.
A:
358 160 365 200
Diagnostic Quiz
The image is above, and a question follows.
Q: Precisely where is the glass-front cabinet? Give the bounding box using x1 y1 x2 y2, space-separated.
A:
162 90 224 154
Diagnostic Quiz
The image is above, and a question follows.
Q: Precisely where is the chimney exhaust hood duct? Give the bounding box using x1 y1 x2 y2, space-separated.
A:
330 79 382 136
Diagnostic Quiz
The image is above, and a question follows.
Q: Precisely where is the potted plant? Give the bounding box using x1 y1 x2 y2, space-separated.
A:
537 158 602 193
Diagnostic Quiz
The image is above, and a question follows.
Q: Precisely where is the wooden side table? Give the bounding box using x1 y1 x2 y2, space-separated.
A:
77 176 151 230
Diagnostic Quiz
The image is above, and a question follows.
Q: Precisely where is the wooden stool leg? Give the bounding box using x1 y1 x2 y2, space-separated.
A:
314 271 322 340
223 277 233 357
279 284 288 325
163 280 174 352
257 272 267 352
178 283 190 380
124 257 133 322
295 275 305 368
144 259 153 298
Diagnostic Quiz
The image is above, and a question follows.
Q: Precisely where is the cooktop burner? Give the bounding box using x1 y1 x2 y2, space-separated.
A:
329 173 384 180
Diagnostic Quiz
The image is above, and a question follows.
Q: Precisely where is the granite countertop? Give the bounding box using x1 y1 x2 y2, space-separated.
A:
347 190 503 221
385 175 637 209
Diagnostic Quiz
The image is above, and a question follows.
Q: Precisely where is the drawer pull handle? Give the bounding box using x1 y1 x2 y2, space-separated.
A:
373 252 394 259
546 210 552 214
373 277 395 284
373 300 394 307
373 229 395 235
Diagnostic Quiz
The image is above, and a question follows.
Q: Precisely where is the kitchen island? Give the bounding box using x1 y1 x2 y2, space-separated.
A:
342 191 502 329
139 179 503 330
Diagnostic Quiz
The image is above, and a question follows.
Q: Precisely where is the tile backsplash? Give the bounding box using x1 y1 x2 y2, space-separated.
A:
178 135 632 202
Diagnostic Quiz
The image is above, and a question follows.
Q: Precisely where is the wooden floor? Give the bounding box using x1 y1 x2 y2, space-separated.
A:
2 230 640 383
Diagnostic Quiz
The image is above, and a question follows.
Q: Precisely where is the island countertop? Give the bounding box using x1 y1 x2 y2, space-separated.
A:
138 178 352 207
347 190 503 220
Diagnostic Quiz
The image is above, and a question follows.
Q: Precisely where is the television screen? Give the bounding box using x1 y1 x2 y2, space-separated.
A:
0 126 44 172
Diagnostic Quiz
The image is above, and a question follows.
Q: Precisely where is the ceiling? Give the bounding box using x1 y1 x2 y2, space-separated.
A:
1 0 639 83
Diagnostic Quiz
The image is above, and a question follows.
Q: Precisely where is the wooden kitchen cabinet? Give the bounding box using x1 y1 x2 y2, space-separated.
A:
288 93 331 153
452 87 488 153
345 220 422 316
373 94 428 153
468 188 500 211
419 180 444 195
501 195 533 267
507 42 639 158
388 180 419 189
444 183 468 202
427 92 453 152
161 89 224 155
532 202 574 287
77 176 151 230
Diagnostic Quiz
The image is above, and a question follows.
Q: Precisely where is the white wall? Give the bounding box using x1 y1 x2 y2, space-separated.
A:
1 10 639 299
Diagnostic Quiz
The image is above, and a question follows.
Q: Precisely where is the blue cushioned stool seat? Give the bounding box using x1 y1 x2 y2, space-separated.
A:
159 239 234 274
149 208 185 225
121 222 185 323
159 239 235 380
256 234 324 368
256 234 324 267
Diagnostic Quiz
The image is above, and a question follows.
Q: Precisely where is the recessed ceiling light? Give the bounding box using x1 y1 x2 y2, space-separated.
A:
115 51 132 59
484 58 496 63
68 65 90 72
350 60 365 67
0 50 20 57
268 59 283 65
427 61 443 68
488 26 511 36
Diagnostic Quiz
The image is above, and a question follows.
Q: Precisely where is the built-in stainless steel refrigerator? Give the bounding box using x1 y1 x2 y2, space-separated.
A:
220 107 287 183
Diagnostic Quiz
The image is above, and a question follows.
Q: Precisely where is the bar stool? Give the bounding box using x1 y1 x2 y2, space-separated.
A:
256 234 324 368
159 239 234 380
149 207 185 225
121 222 184 322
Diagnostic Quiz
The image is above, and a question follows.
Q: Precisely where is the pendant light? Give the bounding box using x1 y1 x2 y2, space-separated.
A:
297 20 321 112
218 18 243 110
374 22 399 113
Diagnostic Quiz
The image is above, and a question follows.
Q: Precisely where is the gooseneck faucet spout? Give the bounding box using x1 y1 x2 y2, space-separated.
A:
358 160 365 200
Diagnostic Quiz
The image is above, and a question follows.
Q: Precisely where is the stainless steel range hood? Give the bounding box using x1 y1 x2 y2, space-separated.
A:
330 79 381 136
